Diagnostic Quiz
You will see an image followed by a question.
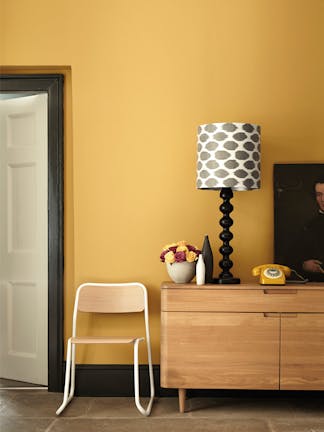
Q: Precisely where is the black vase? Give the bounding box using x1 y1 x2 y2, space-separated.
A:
202 235 214 284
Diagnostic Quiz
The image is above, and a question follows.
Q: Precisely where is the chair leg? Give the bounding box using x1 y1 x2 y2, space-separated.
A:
56 339 75 415
133 338 155 416
69 343 76 399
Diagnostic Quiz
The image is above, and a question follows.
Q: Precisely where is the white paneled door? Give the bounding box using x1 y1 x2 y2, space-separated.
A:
0 94 48 385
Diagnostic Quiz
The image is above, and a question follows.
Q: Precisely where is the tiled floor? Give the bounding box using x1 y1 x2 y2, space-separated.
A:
1 390 324 431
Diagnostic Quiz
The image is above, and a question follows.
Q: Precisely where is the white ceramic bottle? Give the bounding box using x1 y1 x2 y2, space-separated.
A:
196 254 206 285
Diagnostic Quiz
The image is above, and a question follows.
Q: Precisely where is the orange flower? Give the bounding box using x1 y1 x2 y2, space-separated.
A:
186 251 197 262
176 245 188 253
163 243 178 251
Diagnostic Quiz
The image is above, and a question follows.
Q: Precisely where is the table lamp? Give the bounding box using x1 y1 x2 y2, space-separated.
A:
197 122 261 284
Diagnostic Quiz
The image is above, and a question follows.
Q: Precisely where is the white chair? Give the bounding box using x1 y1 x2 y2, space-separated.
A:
56 282 155 416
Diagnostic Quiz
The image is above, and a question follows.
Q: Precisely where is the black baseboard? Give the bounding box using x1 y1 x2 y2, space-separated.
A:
58 364 324 398
73 364 175 397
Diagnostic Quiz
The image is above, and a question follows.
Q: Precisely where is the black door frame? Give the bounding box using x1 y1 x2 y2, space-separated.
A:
0 74 64 391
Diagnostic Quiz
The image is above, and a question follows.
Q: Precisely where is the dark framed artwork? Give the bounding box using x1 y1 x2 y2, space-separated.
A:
274 163 324 282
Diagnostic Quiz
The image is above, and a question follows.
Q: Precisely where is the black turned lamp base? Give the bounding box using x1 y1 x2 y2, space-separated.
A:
217 187 240 285
213 277 240 284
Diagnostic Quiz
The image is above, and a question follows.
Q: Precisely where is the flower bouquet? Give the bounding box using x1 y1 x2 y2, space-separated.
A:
160 241 201 283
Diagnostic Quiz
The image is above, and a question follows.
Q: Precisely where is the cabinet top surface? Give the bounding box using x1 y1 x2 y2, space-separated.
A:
161 281 324 290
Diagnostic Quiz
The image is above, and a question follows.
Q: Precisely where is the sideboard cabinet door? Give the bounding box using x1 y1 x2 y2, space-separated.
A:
161 312 280 390
280 313 324 390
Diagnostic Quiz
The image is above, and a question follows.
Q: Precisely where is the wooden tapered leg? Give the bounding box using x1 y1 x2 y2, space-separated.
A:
178 388 186 413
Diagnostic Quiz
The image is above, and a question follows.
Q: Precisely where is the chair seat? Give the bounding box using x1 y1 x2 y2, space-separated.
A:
70 336 143 344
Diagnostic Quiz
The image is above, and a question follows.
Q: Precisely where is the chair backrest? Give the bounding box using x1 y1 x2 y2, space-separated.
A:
71 282 150 338
65 282 154 416
77 283 145 313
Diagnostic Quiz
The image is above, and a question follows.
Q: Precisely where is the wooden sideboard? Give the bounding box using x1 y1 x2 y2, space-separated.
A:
160 282 324 412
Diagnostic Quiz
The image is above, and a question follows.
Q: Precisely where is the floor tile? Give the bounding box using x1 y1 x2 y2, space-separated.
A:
189 397 294 419
0 390 20 415
50 418 271 432
57 396 95 418
0 417 54 432
85 396 187 418
152 418 271 432
150 397 192 417
50 418 152 432
85 397 145 417
270 418 324 432
0 390 323 432
0 391 92 418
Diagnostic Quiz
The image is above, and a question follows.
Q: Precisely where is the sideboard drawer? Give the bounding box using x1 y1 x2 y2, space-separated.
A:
161 288 324 313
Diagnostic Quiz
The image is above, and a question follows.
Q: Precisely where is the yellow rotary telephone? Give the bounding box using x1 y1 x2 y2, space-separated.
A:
252 264 291 285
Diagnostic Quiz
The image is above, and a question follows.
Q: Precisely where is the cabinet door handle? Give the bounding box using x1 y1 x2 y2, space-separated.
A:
263 289 297 294
281 313 298 318
263 313 279 318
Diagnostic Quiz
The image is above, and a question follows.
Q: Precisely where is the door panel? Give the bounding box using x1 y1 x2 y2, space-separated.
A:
8 282 37 354
9 163 37 251
0 94 48 385
161 312 280 390
281 314 324 390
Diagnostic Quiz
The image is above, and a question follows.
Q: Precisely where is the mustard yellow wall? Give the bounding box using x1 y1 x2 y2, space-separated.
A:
1 0 324 364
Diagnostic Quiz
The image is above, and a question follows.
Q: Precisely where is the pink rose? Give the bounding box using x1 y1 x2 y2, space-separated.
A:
187 245 201 255
160 250 168 262
175 251 186 262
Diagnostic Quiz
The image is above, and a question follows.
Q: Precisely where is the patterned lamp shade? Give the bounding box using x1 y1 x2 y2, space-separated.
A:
197 122 261 191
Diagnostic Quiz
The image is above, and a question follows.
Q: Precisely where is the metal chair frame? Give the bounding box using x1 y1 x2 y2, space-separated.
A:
56 282 155 416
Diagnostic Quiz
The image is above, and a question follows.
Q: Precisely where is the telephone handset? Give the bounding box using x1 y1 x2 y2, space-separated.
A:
252 264 291 285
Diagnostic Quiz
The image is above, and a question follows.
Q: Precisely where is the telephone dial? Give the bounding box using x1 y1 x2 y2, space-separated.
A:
252 264 291 285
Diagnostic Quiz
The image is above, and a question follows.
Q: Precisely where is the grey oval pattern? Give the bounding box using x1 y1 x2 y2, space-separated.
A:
206 141 218 151
243 178 254 188
200 133 209 142
205 124 217 133
243 123 254 133
206 160 219 169
213 132 228 141
234 169 248 178
205 178 218 188
200 151 211 160
252 151 260 161
223 123 238 132
244 160 255 169
225 160 239 169
224 141 238 150
224 178 239 187
235 150 249 160
233 132 247 141
215 150 230 160
197 122 261 191
243 141 255 151
200 170 210 178
214 169 229 178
